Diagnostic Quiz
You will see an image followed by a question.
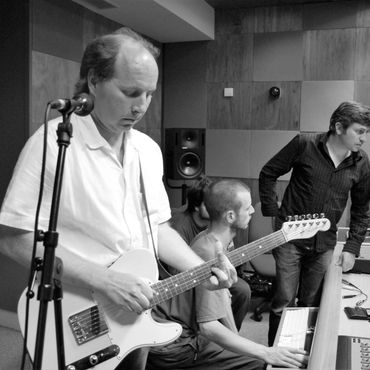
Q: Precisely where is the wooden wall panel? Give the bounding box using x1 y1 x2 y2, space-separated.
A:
32 0 83 62
207 82 253 129
164 75 206 128
163 42 207 128
31 51 80 133
303 1 357 30
303 29 356 81
251 81 300 130
355 28 370 81
206 34 253 83
253 31 303 81
82 9 122 49
215 8 254 35
300 81 354 132
254 5 302 33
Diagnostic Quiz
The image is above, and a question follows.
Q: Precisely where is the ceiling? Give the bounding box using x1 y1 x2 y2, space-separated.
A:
204 0 344 8
72 0 215 42
73 0 346 43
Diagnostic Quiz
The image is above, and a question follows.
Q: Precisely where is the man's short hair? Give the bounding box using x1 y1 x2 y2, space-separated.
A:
204 179 250 221
186 175 213 213
329 101 370 132
74 26 160 95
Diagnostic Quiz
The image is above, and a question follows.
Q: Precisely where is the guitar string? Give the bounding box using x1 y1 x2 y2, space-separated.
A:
70 221 324 331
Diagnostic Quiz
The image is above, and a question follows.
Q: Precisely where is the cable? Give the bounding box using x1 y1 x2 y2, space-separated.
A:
20 103 51 370
341 278 368 307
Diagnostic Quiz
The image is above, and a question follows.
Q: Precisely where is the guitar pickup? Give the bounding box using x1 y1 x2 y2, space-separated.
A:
65 344 120 370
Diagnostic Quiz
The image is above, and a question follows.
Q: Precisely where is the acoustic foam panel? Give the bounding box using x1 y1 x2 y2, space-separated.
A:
249 130 298 180
355 83 370 107
300 81 354 132
205 129 251 178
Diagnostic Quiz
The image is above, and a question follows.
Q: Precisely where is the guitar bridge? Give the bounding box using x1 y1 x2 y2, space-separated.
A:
68 305 109 345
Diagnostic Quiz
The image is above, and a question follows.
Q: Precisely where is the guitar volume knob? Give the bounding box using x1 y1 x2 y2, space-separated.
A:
89 355 99 365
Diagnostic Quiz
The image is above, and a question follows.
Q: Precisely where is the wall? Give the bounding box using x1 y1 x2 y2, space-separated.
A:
0 1 31 314
0 0 163 313
163 0 370 246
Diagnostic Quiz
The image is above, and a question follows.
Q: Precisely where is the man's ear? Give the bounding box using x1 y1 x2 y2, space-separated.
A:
87 70 97 95
335 121 344 135
225 210 235 224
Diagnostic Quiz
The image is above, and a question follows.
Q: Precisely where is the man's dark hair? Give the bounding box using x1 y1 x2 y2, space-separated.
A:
186 175 213 213
329 101 370 132
204 179 251 221
74 26 160 95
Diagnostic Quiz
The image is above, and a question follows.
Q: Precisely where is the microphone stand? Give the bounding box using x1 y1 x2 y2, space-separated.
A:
32 110 74 369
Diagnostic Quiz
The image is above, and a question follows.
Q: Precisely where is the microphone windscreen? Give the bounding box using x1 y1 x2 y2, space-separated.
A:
74 93 94 116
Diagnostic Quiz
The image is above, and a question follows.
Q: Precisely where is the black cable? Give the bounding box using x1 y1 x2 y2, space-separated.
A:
20 103 50 370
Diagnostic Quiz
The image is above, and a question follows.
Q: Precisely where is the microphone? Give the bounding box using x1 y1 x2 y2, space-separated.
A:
49 93 94 116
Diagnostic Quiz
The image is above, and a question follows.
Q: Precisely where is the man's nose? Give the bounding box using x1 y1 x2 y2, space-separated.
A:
133 94 150 113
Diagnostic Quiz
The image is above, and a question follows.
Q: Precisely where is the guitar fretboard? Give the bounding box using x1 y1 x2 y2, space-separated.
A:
150 230 286 307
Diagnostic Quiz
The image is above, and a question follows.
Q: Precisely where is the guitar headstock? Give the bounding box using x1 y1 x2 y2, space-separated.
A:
281 214 331 242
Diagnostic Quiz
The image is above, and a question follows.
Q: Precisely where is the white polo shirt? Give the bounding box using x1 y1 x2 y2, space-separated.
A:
0 114 171 266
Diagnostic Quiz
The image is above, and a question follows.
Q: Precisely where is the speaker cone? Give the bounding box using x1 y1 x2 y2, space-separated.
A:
177 152 202 179
180 130 200 149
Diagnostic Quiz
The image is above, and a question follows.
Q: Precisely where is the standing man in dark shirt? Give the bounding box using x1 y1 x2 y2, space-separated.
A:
171 175 251 331
259 101 370 346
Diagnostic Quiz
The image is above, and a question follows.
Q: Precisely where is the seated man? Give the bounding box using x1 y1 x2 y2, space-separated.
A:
171 175 251 331
147 179 307 370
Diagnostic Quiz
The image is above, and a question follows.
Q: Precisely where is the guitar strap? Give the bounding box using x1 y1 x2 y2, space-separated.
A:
138 157 172 278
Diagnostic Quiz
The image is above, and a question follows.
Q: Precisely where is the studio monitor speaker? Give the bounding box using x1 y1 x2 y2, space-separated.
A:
165 128 205 180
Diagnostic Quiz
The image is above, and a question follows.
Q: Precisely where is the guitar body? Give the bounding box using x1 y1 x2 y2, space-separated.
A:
18 249 182 370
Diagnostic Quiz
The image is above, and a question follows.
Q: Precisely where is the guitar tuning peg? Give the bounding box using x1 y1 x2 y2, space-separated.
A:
306 214 312 219
312 213 319 219
286 215 292 221
320 213 325 218
299 214 306 220
294 215 299 221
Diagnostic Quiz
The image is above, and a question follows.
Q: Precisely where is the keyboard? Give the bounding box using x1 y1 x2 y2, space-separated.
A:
277 308 310 349
336 336 370 370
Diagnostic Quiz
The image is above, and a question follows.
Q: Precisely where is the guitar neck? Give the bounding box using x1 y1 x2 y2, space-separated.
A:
150 230 285 307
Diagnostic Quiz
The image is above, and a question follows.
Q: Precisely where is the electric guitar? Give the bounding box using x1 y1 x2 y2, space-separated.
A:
18 216 330 369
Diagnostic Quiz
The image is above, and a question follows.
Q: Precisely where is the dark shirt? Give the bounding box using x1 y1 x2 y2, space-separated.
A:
259 132 370 256
170 209 207 245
